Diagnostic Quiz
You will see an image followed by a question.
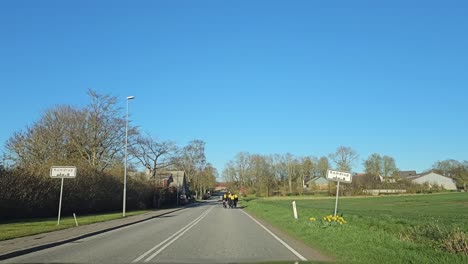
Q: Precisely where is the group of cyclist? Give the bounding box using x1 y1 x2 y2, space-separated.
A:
222 191 238 208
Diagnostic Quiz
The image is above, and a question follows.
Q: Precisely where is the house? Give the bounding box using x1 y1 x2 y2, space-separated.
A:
398 171 417 178
378 175 396 183
306 176 330 190
156 171 190 203
214 182 228 192
408 171 457 190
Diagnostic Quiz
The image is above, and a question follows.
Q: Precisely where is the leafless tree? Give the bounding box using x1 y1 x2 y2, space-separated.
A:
364 153 398 178
69 90 138 171
329 146 358 172
174 140 206 197
129 135 177 179
6 89 138 174
382 156 398 177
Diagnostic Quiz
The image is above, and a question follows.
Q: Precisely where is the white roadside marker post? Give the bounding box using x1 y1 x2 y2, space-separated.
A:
73 213 79 226
292 201 298 220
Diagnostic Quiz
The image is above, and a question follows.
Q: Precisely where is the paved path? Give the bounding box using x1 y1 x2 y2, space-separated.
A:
2 199 331 263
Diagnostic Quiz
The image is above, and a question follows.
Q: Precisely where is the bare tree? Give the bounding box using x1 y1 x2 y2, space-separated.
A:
129 134 177 179
364 153 383 177
174 140 206 197
201 163 217 192
432 159 461 177
6 105 83 174
364 153 398 178
70 90 137 171
285 153 297 194
235 152 251 190
433 159 467 190
250 155 274 196
329 146 358 172
6 90 138 174
382 156 398 177
316 156 329 178
299 157 314 194
222 161 238 187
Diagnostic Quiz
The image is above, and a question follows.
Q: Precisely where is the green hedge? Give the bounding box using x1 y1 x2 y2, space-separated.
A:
0 168 174 219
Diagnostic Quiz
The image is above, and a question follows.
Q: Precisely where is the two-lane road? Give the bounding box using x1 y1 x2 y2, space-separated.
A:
4 199 327 263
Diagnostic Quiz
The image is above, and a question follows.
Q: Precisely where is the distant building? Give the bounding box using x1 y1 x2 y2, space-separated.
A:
408 171 457 190
398 171 417 178
306 176 329 190
156 171 190 203
214 182 228 192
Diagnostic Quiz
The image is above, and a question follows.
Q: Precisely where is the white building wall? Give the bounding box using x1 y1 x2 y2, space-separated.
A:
412 172 457 190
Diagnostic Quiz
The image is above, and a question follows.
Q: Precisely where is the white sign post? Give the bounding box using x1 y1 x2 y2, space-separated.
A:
326 169 352 217
50 166 77 225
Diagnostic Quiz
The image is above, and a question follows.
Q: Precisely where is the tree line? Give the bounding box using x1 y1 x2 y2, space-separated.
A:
223 147 467 197
0 90 216 218
222 152 330 196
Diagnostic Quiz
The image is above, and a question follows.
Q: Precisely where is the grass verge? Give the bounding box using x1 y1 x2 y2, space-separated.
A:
243 192 468 263
0 210 149 241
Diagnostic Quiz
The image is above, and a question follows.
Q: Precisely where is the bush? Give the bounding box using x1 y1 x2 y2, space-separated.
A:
0 167 155 219
442 228 468 255
400 224 468 255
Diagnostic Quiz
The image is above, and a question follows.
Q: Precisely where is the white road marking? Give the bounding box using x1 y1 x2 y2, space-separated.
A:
132 206 213 263
241 209 308 261
144 206 213 262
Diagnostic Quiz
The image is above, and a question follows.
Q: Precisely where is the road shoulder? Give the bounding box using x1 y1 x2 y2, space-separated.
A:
241 208 334 263
0 207 186 261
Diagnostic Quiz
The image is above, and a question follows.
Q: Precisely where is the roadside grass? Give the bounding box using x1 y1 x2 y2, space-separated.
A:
0 210 149 241
243 192 468 263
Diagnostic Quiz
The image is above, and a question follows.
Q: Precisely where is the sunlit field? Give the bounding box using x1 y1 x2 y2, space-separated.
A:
244 192 468 263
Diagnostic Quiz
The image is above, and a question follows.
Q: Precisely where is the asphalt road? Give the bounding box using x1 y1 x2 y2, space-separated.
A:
3 198 327 263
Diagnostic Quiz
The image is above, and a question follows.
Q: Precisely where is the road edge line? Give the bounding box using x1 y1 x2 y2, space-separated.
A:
240 209 307 261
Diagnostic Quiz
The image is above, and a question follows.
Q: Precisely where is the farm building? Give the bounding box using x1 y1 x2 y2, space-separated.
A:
306 176 330 190
408 171 457 190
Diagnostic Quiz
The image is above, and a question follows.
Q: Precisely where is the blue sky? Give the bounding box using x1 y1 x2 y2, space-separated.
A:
1 0 467 175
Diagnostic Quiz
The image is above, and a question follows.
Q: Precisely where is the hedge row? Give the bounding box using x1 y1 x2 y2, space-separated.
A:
0 168 176 219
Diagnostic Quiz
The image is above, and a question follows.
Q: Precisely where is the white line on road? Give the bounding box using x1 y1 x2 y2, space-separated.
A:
240 210 307 262
132 206 214 263
144 206 213 262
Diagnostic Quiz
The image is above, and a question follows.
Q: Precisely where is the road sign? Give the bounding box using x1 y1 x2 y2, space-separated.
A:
50 166 77 225
50 166 77 178
326 169 352 183
326 169 352 216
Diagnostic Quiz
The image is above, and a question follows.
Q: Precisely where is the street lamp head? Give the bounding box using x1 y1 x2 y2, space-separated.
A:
127 96 135 100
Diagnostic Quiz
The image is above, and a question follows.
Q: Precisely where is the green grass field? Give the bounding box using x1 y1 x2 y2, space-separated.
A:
0 210 149 241
243 193 468 264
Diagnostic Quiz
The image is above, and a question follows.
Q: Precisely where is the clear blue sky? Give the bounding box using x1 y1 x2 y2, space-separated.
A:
1 0 467 175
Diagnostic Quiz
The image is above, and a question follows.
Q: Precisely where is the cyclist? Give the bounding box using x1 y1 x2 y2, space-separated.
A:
234 193 238 208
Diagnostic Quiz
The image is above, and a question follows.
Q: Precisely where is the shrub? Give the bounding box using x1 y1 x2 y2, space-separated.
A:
400 224 468 255
0 167 155 219
442 228 468 255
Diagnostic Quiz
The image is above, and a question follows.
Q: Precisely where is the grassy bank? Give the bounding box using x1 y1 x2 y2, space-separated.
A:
243 192 468 263
0 210 149 241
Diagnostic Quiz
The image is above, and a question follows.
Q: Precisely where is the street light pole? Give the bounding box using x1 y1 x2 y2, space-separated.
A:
123 95 135 217
176 174 179 206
